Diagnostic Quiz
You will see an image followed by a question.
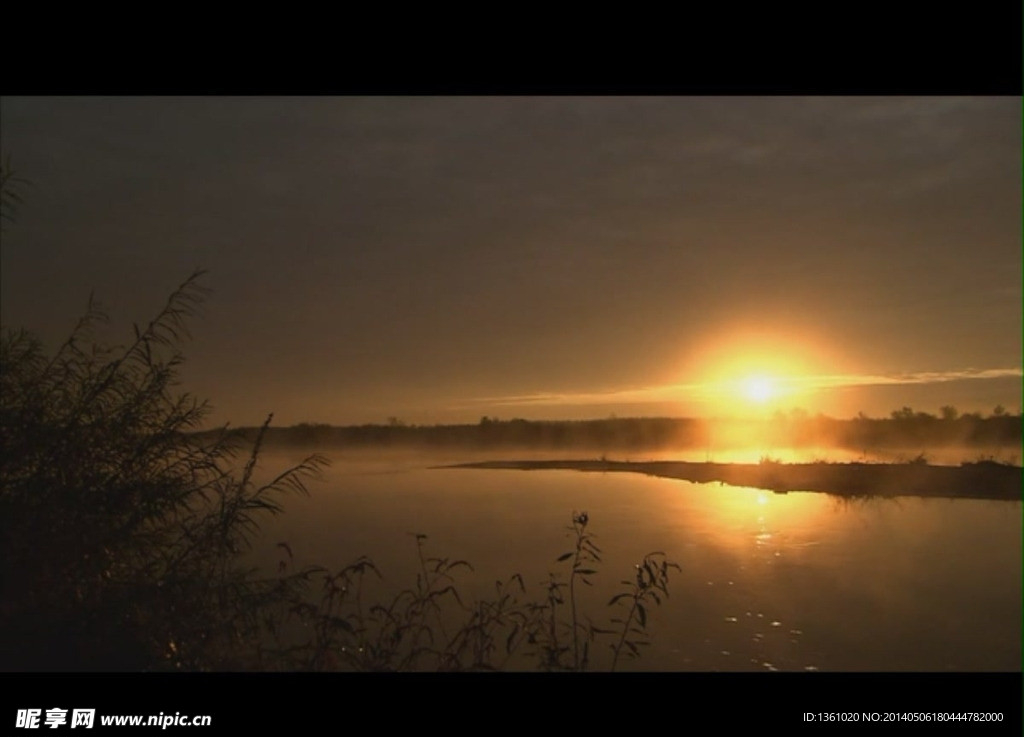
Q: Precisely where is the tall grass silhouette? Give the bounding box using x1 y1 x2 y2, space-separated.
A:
275 512 679 672
0 271 328 669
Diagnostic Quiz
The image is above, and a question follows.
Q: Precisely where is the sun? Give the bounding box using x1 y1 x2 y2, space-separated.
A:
742 375 776 404
681 327 849 416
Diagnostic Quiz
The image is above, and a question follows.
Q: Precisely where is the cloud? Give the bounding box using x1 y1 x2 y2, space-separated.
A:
466 384 704 408
800 368 1023 389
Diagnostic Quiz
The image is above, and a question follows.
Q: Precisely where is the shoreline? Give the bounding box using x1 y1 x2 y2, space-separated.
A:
440 459 1023 501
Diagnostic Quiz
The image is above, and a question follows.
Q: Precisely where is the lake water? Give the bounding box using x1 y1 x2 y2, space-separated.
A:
252 450 1022 672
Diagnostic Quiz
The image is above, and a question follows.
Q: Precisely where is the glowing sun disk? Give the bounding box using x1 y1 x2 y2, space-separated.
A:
743 376 775 403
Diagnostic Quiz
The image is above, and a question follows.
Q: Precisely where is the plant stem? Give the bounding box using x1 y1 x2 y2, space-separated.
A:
611 596 639 672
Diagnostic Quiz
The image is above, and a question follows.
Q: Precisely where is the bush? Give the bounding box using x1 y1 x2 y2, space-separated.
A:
0 272 326 670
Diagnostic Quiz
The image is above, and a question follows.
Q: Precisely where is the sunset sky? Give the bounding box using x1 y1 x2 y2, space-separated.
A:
1 97 1020 426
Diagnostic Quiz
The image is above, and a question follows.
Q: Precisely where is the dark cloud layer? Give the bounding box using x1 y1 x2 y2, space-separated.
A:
2 97 1019 424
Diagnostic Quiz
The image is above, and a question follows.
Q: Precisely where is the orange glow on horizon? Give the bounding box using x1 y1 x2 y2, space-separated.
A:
678 327 851 418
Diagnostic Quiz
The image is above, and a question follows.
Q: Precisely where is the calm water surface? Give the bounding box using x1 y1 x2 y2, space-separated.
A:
254 450 1022 672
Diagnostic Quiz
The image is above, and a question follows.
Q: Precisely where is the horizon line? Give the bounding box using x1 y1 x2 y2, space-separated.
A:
196 408 1024 431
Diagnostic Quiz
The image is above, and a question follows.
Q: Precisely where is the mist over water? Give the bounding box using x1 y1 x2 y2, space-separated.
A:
242 413 1022 469
250 447 1022 671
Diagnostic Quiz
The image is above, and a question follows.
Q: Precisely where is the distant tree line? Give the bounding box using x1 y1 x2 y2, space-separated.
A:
204 408 1022 453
